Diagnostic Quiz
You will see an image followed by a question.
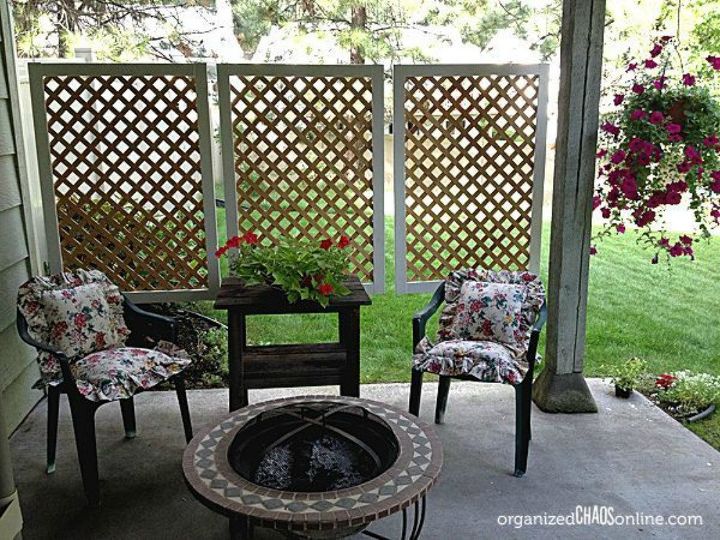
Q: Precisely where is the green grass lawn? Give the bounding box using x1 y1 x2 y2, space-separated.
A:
198 212 720 447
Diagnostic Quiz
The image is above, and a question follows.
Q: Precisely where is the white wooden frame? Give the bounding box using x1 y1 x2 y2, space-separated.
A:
393 63 549 294
29 62 219 303
217 64 385 294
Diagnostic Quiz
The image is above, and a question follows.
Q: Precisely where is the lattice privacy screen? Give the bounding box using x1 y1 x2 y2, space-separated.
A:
393 65 548 293
218 65 384 291
30 63 218 300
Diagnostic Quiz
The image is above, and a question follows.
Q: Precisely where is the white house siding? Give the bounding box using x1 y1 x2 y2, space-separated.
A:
0 0 42 431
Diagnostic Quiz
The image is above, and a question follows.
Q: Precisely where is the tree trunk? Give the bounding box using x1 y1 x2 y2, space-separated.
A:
349 6 366 64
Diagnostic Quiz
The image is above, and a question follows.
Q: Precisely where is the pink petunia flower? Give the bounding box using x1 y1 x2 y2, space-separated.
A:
634 209 656 227
626 62 638 72
669 243 684 257
601 122 620 136
667 180 688 193
703 134 719 147
613 93 624 106
666 123 682 134
650 43 663 57
630 109 647 121
616 224 626 234
706 55 720 70
684 145 702 164
644 58 658 69
682 73 696 86
676 161 692 174
710 171 720 193
649 111 664 124
665 190 682 205
610 150 626 164
621 176 639 199
653 76 666 90
632 83 645 94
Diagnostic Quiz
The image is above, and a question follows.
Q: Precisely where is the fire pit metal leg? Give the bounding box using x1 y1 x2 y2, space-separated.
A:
360 496 427 540
229 515 251 539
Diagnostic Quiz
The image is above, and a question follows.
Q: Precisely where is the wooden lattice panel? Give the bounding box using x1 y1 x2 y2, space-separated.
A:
226 73 376 282
38 72 210 292
402 72 541 283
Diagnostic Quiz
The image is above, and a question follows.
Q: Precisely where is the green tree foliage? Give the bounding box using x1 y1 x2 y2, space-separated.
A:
231 0 435 63
10 0 213 60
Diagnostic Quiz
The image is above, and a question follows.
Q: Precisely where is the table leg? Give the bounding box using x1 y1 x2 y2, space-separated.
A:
339 307 361 397
228 311 248 411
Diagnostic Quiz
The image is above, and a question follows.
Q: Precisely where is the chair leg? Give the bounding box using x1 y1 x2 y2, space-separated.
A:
46 385 61 474
120 397 136 439
409 368 424 416
435 376 451 425
513 382 532 477
175 375 193 443
68 399 100 506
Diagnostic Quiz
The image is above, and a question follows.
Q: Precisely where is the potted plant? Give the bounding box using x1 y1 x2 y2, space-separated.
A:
214 232 352 307
592 37 720 261
606 357 647 398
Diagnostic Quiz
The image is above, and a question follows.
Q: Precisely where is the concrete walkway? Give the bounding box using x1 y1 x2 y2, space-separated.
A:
9 379 719 539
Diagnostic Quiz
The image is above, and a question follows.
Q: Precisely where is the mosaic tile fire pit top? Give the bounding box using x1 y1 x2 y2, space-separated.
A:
182 395 443 535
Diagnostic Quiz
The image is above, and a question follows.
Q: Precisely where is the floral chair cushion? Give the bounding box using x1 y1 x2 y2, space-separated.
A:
413 339 528 385
70 342 191 402
17 270 129 387
437 268 545 357
450 281 526 345
413 268 545 385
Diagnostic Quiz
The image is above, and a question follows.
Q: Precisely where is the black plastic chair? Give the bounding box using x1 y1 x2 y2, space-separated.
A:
408 282 547 477
17 297 193 506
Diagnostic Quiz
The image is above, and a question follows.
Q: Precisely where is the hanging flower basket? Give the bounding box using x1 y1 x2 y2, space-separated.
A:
593 37 720 262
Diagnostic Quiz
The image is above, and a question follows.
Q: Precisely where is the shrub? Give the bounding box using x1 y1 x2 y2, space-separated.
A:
656 371 720 412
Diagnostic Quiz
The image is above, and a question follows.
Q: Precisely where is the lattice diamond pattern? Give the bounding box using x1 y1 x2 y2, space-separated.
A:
403 74 539 282
229 75 375 281
42 74 209 291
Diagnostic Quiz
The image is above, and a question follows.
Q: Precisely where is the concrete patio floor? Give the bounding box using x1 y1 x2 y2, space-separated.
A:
9 379 719 539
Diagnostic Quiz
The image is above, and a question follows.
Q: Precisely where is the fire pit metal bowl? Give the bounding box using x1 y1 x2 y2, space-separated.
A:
182 395 443 539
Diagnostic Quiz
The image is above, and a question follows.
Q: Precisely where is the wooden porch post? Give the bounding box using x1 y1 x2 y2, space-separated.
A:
532 0 605 413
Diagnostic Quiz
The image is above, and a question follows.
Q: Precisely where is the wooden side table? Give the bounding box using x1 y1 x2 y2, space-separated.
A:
214 276 372 411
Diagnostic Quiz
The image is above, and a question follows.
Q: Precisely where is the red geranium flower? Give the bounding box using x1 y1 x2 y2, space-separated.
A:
318 283 334 296
242 232 259 245
338 235 350 248
320 239 333 250
656 373 677 389
226 235 241 248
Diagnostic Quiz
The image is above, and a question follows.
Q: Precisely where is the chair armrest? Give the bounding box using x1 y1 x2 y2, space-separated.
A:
525 301 547 380
16 308 65 357
412 282 445 349
123 296 177 347
16 309 75 383
532 301 548 333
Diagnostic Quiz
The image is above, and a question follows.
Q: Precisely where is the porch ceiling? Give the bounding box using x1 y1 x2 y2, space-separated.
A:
11 380 719 539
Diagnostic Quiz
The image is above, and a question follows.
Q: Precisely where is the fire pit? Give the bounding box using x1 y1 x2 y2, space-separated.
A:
183 396 443 539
